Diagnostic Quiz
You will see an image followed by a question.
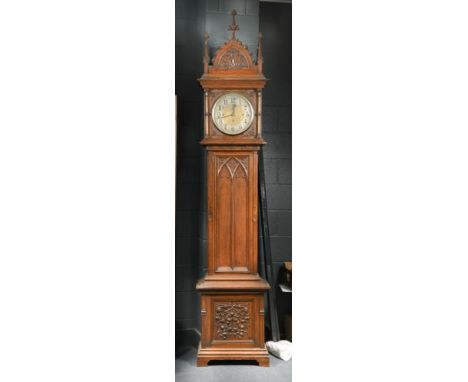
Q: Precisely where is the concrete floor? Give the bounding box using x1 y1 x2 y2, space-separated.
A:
175 345 292 382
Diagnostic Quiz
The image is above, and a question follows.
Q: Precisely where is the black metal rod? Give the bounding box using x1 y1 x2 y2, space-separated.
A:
258 149 280 342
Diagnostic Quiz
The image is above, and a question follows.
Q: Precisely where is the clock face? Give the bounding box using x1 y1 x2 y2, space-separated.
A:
212 93 254 135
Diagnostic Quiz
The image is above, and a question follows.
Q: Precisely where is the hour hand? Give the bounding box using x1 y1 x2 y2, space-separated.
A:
222 109 234 118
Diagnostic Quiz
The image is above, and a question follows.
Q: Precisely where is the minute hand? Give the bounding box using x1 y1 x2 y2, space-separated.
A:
221 104 237 118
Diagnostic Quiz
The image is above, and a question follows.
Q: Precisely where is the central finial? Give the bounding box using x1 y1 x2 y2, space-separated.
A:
228 9 239 39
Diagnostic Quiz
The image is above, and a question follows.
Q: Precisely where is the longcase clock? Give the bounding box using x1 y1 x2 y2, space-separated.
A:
196 10 270 367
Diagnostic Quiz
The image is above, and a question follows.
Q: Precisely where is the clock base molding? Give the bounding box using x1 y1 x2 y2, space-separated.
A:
196 343 270 367
200 137 266 146
196 273 270 291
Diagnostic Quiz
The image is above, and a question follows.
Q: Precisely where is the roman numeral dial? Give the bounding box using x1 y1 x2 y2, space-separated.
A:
212 93 254 135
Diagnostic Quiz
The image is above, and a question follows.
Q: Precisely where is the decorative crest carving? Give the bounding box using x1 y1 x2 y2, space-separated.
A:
218 48 249 69
212 38 254 70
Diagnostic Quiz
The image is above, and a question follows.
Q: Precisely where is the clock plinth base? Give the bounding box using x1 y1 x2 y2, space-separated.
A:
196 275 270 367
196 343 269 367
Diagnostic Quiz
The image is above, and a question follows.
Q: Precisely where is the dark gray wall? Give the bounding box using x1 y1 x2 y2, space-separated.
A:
258 1 292 339
175 0 291 342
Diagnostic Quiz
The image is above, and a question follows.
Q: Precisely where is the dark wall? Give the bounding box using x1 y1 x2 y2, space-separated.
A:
175 0 205 337
259 1 292 338
175 0 291 341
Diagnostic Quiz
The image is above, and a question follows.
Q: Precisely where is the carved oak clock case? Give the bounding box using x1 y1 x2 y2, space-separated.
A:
195 11 270 367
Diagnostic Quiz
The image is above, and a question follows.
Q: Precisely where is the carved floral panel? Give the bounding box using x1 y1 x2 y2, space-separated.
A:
214 303 250 340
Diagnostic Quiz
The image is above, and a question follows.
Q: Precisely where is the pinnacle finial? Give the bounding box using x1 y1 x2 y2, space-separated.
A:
257 32 263 73
228 9 239 39
203 32 209 73
257 32 263 59
204 32 209 54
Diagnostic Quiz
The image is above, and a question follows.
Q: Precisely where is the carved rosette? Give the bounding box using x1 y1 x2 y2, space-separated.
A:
215 303 250 340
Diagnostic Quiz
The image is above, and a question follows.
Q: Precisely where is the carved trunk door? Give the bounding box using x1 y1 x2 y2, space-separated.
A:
208 150 258 274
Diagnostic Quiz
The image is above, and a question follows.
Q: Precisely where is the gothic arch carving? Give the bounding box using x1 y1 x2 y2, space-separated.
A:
217 156 248 179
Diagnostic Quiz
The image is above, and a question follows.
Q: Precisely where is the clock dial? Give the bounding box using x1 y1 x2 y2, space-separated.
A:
212 93 254 135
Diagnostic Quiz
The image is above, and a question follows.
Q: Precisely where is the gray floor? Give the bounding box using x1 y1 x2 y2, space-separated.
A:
175 345 292 382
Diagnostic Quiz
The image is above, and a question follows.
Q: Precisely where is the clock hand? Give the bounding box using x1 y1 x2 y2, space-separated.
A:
220 104 237 118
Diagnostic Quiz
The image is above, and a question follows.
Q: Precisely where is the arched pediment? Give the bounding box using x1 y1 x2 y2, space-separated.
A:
212 39 255 70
